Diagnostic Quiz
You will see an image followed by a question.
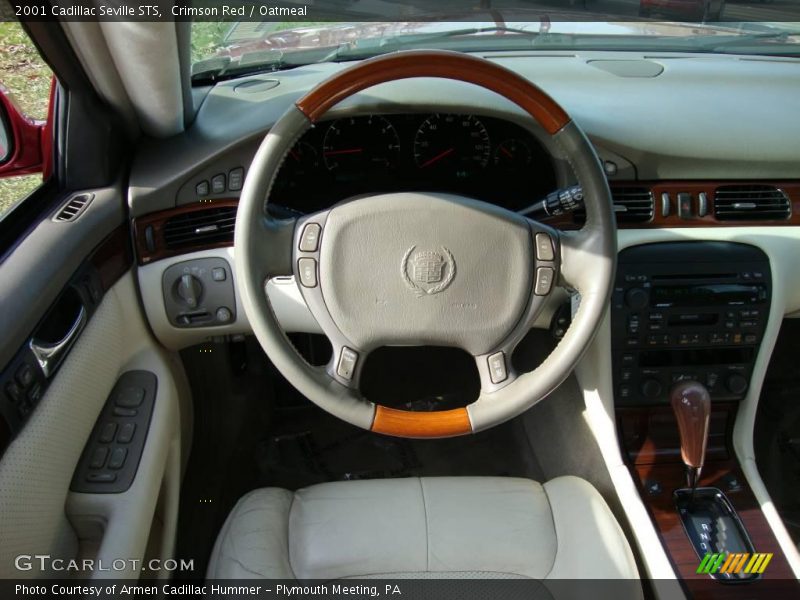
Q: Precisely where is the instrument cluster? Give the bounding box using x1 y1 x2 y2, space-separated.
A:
270 113 557 215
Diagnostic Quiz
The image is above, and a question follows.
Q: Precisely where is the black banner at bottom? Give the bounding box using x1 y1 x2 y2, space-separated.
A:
3 579 800 600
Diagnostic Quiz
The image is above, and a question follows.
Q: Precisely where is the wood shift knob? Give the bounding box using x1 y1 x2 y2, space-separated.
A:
670 380 711 470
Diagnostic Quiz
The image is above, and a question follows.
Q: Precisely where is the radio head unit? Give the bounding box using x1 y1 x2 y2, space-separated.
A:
611 242 770 406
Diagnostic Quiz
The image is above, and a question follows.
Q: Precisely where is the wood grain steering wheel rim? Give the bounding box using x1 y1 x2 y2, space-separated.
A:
235 50 616 438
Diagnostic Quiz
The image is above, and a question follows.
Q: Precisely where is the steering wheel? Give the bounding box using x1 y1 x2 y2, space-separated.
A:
235 50 616 438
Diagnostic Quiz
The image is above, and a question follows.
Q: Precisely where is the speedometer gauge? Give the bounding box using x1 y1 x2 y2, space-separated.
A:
413 114 490 171
322 116 401 172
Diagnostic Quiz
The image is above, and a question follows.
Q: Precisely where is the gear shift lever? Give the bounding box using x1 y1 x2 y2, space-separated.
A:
670 380 711 490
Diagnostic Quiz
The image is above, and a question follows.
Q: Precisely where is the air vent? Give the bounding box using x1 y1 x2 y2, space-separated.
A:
575 186 654 224
163 206 237 249
714 185 791 221
53 193 94 222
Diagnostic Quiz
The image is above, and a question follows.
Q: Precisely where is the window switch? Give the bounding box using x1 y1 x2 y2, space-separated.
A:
108 448 128 470
15 364 35 388
89 447 109 470
115 387 144 408
118 423 136 444
5 381 23 404
99 422 117 443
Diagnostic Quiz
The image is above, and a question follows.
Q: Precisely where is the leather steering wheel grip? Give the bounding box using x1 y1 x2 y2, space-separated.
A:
235 50 616 438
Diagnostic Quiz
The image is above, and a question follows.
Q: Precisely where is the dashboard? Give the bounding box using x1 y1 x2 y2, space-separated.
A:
269 113 556 215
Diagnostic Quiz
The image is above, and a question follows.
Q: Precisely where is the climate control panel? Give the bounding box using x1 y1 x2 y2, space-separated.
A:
611 242 771 406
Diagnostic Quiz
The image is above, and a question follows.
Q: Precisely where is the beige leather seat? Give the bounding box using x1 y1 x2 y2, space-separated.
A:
208 476 640 581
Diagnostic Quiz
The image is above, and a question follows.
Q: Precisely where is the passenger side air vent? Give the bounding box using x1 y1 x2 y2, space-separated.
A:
163 206 237 250
714 185 791 221
574 186 654 224
53 193 94 222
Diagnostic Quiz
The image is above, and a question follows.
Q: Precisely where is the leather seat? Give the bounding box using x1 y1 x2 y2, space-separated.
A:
208 475 640 581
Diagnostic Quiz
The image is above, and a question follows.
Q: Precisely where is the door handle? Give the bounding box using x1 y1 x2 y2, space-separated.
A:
29 305 87 378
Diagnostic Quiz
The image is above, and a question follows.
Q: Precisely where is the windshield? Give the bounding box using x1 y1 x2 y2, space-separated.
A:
189 1 800 84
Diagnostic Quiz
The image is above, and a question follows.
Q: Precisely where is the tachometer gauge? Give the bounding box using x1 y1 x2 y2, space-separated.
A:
413 114 490 171
493 139 533 169
322 116 401 172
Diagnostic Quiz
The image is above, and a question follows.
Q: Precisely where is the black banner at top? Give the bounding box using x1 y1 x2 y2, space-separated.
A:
4 0 800 22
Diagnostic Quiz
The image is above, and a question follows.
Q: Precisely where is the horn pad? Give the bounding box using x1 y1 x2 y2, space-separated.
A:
318 193 534 355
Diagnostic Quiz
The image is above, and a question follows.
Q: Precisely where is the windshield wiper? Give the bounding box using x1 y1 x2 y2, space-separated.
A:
324 25 550 61
191 46 342 85
697 28 800 53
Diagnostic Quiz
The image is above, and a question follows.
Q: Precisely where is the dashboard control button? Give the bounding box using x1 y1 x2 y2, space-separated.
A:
677 192 693 218
211 174 226 194
99 422 117 443
196 181 209 196
299 223 322 252
487 352 508 384
535 233 554 261
118 423 136 444
89 447 109 470
661 192 671 217
108 448 128 470
625 288 648 310
177 274 203 309
621 353 636 367
228 167 244 191
297 258 317 288
726 374 748 395
211 267 226 282
534 267 554 295
641 378 663 399
697 192 708 217
216 307 232 323
336 347 359 380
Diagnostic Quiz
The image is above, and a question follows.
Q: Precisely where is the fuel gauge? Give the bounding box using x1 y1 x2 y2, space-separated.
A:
493 139 533 169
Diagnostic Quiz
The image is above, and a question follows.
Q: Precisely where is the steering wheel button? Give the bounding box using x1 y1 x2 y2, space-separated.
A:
298 258 317 287
535 233 554 261
534 267 555 295
337 347 359 380
487 352 507 384
299 223 321 252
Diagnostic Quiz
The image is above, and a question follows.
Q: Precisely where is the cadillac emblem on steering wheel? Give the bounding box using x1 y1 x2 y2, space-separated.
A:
401 246 456 297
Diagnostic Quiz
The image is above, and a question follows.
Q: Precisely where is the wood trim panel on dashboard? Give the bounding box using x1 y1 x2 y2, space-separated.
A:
545 180 800 230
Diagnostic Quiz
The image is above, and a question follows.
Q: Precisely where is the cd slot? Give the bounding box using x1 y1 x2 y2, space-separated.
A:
651 273 737 281
667 313 718 326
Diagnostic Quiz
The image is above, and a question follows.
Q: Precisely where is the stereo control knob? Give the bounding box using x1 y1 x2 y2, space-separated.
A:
176 274 203 309
625 288 649 310
641 378 663 399
726 374 748 396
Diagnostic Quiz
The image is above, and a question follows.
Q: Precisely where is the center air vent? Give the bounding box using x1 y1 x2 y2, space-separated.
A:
163 206 237 250
714 185 791 221
575 186 654 224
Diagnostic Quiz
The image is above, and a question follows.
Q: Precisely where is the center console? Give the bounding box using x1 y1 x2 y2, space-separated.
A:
612 242 771 406
613 242 798 596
